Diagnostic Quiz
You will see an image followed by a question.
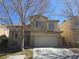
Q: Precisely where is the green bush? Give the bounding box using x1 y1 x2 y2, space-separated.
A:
0 34 8 49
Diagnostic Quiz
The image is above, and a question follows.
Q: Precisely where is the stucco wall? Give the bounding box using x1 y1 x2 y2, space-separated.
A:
30 15 47 32
60 20 75 46
0 27 9 37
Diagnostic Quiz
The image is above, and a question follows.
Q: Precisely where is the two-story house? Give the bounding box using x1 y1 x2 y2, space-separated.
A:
60 16 79 47
30 15 62 47
0 15 62 48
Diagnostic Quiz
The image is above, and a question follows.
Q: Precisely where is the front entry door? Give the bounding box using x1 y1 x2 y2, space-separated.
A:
24 31 30 48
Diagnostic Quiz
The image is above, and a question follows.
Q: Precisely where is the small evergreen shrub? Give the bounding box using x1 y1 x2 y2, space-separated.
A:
0 34 8 49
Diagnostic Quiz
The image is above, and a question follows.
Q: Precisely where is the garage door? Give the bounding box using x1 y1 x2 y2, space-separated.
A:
32 36 58 47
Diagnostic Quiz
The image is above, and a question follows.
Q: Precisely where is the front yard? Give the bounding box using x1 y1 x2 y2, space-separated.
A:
0 49 32 59
0 48 79 59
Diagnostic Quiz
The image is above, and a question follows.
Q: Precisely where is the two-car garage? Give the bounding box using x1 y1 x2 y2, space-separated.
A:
30 32 61 47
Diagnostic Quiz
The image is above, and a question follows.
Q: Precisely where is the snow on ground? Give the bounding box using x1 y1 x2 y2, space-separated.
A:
6 55 27 59
33 48 79 59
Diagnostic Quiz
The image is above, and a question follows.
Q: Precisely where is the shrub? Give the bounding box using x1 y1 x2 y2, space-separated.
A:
0 34 8 49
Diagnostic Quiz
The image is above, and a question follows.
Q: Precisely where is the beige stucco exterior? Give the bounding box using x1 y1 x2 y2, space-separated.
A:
30 15 62 47
30 15 47 32
0 25 9 37
60 16 79 47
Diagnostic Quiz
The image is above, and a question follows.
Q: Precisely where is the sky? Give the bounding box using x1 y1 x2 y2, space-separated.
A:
45 0 67 24
11 0 68 24
0 0 71 25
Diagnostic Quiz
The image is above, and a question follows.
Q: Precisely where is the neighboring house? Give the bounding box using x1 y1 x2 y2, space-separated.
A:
0 25 30 49
8 25 30 48
0 25 9 37
30 15 62 47
60 16 79 47
0 15 62 48
0 25 9 48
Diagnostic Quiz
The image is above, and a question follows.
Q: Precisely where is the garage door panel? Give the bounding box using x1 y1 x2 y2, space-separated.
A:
33 36 58 47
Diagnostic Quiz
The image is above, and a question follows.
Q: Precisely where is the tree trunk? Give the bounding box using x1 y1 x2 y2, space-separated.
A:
20 16 25 51
21 25 25 51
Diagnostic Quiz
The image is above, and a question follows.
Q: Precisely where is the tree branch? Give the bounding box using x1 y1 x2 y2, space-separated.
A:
2 0 13 26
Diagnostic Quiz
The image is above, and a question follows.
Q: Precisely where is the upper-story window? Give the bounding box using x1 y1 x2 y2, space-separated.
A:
36 21 43 28
48 23 54 30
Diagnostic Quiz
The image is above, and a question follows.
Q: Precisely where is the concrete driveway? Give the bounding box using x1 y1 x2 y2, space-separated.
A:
33 48 79 59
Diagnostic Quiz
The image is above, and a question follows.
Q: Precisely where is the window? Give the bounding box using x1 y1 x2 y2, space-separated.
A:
36 21 43 28
48 23 54 30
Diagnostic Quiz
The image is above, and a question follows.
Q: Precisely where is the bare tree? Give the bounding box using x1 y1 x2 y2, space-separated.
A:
0 0 50 51
60 0 79 18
